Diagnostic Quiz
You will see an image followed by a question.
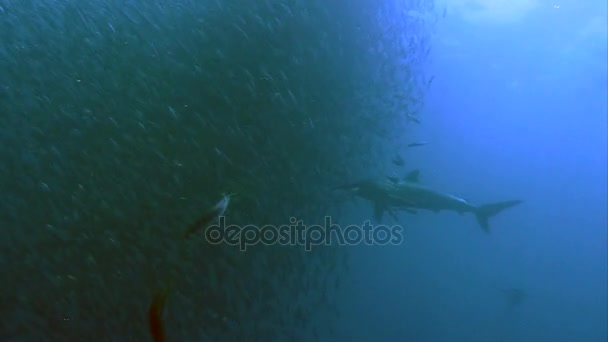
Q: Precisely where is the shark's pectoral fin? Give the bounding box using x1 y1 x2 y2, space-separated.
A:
387 176 399 184
373 202 385 222
403 208 417 214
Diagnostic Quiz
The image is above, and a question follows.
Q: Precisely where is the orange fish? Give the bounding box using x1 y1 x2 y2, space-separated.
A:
149 286 170 342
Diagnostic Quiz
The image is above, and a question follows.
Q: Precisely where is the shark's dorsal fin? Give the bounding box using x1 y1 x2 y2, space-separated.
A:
403 170 420 183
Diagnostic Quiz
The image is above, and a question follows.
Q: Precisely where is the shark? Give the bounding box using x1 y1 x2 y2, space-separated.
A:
336 170 523 233
501 288 526 307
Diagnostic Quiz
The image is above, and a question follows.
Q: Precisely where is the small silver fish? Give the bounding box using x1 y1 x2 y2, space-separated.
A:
407 141 429 148
183 194 232 239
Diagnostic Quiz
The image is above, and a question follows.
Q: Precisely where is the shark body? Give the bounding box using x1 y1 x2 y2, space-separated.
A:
337 170 523 233
501 288 526 307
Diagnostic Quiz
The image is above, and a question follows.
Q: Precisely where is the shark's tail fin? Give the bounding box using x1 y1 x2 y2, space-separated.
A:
475 200 523 233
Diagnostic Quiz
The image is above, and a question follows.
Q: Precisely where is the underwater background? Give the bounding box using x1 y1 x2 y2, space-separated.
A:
0 0 606 341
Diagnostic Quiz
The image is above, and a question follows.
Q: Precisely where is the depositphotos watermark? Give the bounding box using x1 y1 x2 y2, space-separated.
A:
204 216 403 251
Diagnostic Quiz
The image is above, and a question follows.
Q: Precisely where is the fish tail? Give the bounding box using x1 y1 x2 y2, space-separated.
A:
149 285 170 342
474 200 523 233
183 194 231 239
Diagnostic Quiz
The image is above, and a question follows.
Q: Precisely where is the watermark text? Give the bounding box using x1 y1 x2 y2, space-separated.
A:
204 216 403 251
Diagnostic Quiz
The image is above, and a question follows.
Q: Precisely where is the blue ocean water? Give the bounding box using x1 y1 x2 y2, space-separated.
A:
0 0 604 340
339 1 607 341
